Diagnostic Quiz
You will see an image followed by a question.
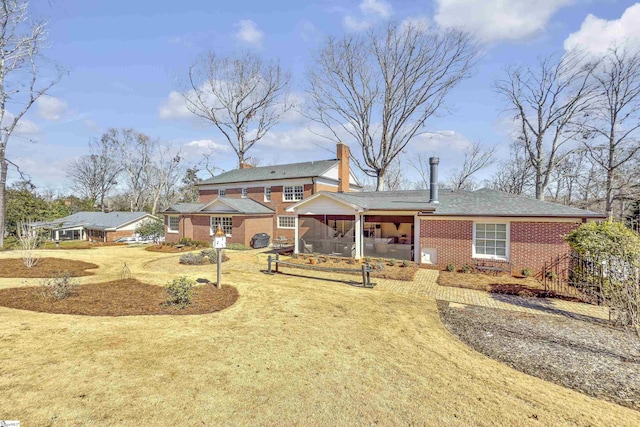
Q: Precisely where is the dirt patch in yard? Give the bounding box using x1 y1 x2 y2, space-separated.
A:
0 279 237 316
282 255 417 281
438 301 640 411
0 258 99 278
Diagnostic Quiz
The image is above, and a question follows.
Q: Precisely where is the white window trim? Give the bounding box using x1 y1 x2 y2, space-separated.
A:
241 188 247 198
282 185 304 202
264 186 271 202
218 189 226 196
210 216 233 237
167 215 179 234
472 222 510 261
277 215 296 229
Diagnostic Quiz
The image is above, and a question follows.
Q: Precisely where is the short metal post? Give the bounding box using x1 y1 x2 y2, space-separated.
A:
267 255 272 274
216 248 222 288
275 253 279 274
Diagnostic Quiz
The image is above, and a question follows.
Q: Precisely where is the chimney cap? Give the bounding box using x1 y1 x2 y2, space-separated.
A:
429 157 440 165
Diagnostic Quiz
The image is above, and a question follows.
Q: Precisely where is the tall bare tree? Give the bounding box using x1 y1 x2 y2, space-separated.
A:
146 148 183 215
66 136 122 211
183 51 293 167
307 21 478 191
496 52 597 200
447 141 496 190
489 141 534 195
0 0 61 247
580 47 640 217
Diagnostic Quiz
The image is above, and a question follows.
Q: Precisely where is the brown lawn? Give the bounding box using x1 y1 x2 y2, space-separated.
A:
0 257 98 278
0 246 638 425
0 279 237 316
146 244 207 253
283 254 418 281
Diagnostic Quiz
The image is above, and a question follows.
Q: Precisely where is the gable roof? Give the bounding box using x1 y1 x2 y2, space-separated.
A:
288 188 606 218
32 212 155 231
197 160 340 185
162 197 274 215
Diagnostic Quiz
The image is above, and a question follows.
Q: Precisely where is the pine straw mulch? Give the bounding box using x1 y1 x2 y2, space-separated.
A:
145 244 208 253
283 255 417 281
0 279 238 316
0 258 99 278
438 271 588 303
438 301 640 411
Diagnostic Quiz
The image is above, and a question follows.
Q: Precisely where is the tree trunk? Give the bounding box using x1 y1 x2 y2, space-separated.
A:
376 172 385 191
0 153 6 248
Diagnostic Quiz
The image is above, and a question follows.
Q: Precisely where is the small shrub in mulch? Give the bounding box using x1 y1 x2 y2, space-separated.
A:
284 257 417 281
165 276 195 307
0 258 98 278
0 279 238 316
179 250 229 265
40 271 78 300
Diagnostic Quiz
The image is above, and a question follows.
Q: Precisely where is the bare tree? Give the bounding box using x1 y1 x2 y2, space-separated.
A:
17 219 43 268
307 21 478 191
66 136 122 211
496 52 597 200
0 0 62 247
489 141 534 195
447 142 496 190
580 47 640 217
408 153 431 190
183 51 293 167
146 148 183 215
102 128 154 212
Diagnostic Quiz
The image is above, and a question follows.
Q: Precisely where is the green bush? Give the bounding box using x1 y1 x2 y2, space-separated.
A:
178 238 210 248
226 243 250 250
545 271 557 280
387 259 396 266
180 250 228 265
402 260 411 267
565 220 640 263
165 276 195 307
461 264 472 274
521 268 531 277
135 218 164 239
40 271 77 300
446 263 455 272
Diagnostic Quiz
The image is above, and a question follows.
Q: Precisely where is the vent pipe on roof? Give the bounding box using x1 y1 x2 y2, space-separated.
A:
429 157 439 204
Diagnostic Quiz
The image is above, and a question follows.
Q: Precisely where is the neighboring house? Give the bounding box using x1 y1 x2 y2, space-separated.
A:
286 158 606 274
161 143 361 247
31 212 157 243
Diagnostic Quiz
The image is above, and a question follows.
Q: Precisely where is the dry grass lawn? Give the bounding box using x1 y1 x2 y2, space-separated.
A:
0 246 638 425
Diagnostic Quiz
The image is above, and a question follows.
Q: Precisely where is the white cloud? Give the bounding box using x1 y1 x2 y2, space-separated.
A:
343 0 393 32
564 4 640 55
234 20 264 47
298 20 322 43
359 0 392 19
159 91 192 120
434 0 571 43
36 95 67 121
1 110 40 135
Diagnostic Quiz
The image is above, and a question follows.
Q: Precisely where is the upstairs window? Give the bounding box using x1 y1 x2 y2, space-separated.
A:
241 188 248 198
264 187 271 202
218 189 226 196
283 185 304 202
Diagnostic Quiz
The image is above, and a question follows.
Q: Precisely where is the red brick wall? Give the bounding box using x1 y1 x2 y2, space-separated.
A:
420 219 473 270
510 222 579 273
420 219 581 273
106 230 135 242
176 214 273 247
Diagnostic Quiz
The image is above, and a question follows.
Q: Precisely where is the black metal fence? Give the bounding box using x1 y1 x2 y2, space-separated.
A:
540 252 605 305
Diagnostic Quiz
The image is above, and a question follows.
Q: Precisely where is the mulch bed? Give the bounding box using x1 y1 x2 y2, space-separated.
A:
145 245 208 253
284 256 417 281
438 301 640 411
0 258 99 278
0 279 238 316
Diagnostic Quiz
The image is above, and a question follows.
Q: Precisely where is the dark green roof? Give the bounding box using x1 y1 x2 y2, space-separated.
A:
317 189 605 217
197 160 339 185
162 197 274 215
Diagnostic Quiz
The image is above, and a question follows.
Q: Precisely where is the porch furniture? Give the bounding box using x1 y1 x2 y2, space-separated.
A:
300 239 314 253
474 259 513 275
273 236 293 250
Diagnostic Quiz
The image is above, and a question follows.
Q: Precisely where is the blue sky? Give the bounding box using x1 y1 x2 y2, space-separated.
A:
11 0 640 190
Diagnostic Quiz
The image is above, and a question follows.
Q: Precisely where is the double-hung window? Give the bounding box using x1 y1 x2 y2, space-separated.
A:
211 216 233 237
218 189 226 196
283 185 304 202
241 188 248 198
277 216 296 229
167 216 179 233
264 187 271 202
474 223 508 259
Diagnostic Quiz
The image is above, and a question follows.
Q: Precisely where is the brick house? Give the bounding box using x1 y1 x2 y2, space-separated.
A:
287 158 606 274
31 212 158 243
161 143 361 247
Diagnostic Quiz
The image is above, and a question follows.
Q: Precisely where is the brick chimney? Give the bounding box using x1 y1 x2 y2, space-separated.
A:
337 142 350 192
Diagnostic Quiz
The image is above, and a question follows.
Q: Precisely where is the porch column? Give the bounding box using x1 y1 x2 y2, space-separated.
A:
354 212 362 259
414 215 420 263
55 230 59 241
294 215 299 254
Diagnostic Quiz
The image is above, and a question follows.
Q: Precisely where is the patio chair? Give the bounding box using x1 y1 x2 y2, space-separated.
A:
300 238 313 253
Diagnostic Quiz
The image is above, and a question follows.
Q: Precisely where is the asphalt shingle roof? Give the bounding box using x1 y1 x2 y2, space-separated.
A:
197 160 339 185
321 188 605 217
34 212 152 230
163 197 273 215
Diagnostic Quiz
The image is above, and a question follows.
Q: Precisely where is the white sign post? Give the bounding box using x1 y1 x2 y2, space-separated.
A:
213 224 226 288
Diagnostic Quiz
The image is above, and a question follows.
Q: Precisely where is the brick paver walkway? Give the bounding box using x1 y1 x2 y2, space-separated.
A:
375 269 611 321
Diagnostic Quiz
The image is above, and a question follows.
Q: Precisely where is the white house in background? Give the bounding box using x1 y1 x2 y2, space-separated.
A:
30 212 158 243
